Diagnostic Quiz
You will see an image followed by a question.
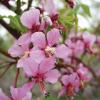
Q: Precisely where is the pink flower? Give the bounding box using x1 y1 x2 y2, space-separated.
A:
0 82 33 100
20 8 40 30
31 28 61 57
41 0 58 21
77 64 91 82
8 33 45 68
8 33 32 68
10 82 33 100
23 57 61 94
55 44 72 60
65 39 85 57
82 32 96 48
59 73 80 96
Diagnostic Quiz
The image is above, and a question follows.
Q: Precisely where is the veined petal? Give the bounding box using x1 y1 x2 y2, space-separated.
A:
45 69 60 84
23 57 39 77
39 57 56 73
55 44 72 59
47 28 61 46
30 50 45 64
20 8 40 29
31 32 46 49
8 42 24 57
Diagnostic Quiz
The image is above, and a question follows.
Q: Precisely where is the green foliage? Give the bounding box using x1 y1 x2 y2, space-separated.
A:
80 4 91 17
9 16 28 33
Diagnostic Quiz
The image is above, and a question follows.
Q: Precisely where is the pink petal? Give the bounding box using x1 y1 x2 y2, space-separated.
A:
61 75 69 85
0 89 10 100
11 82 33 100
55 44 72 59
82 32 96 47
45 69 60 84
10 87 19 100
31 32 46 49
17 32 31 46
58 87 66 97
17 58 26 68
23 57 39 77
42 0 58 17
8 42 24 57
30 50 45 64
47 28 61 46
39 57 56 73
20 8 40 29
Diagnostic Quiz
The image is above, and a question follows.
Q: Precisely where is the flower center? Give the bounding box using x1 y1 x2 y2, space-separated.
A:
45 46 55 55
22 51 30 59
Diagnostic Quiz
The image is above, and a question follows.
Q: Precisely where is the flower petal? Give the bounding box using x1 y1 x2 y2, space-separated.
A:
39 57 56 73
31 32 46 49
47 28 61 46
8 42 24 57
30 49 45 64
18 32 31 46
45 69 60 84
23 57 39 77
55 44 72 59
20 8 40 29
11 82 33 100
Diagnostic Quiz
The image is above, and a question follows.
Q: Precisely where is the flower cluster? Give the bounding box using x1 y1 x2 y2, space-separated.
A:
1 0 100 99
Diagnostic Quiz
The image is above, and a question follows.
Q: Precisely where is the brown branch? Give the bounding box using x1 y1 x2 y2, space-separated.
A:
25 0 33 11
0 47 13 58
0 63 13 78
0 19 21 39
0 0 12 10
14 68 20 88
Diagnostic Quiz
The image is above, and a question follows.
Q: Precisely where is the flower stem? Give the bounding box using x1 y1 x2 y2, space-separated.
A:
14 68 20 88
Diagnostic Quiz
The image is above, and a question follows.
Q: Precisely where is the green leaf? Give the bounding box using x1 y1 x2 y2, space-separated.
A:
0 15 8 19
9 15 28 33
81 4 91 17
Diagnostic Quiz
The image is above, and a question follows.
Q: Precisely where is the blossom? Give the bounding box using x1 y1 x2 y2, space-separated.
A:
0 82 33 100
82 32 96 49
55 44 72 60
8 33 32 68
59 73 80 96
20 8 40 30
77 64 91 82
31 28 61 57
65 39 85 57
23 57 61 94
41 0 58 21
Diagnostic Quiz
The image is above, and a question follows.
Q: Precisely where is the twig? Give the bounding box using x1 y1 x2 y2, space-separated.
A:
0 47 13 58
14 68 20 88
73 57 98 78
0 0 12 10
25 0 33 11
0 19 21 39
15 0 22 15
0 63 13 78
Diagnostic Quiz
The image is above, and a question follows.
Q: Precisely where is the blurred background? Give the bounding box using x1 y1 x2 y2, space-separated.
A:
0 0 100 100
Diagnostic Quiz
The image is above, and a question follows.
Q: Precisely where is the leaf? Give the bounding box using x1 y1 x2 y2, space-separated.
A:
0 15 8 19
9 15 28 33
81 4 91 17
